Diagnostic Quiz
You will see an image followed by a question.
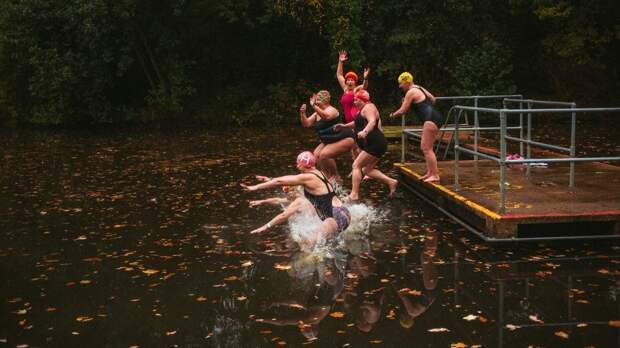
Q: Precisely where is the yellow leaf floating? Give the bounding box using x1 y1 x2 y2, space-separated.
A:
241 261 253 267
195 296 207 302
79 280 91 285
76 316 93 322
554 331 569 339
165 331 177 336
369 340 383 344
329 312 345 318
142 269 159 275
428 328 450 333
237 296 247 301
224 276 238 281
451 343 468 348
274 263 291 271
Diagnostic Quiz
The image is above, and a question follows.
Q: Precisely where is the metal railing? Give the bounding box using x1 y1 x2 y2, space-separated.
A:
400 94 523 162
451 106 620 213
503 98 578 186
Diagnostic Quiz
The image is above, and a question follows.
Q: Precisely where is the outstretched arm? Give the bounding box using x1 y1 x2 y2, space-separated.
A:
241 174 309 192
249 197 288 207
389 90 415 118
336 50 347 91
250 198 304 234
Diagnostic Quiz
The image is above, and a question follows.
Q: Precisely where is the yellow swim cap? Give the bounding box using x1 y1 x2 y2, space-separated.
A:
398 72 414 85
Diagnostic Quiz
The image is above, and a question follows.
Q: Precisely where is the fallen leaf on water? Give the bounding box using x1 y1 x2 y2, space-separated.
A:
241 261 253 267
505 324 521 331
46 307 56 312
237 296 247 301
224 276 238 281
380 278 390 283
451 343 467 348
71 332 80 336
14 309 27 315
196 296 207 302
576 300 590 304
276 341 286 346
76 316 93 322
478 316 488 323
428 328 450 333
369 340 383 344
329 312 345 318
554 331 569 339
274 263 291 270
259 330 272 334
79 280 91 285
142 269 159 276
462 314 478 321
598 268 610 274
609 320 620 328
529 315 544 323
166 331 177 336
577 323 588 328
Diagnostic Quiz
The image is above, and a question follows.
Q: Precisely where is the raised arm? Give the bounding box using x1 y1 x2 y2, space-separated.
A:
361 67 369 90
336 50 348 91
299 103 317 128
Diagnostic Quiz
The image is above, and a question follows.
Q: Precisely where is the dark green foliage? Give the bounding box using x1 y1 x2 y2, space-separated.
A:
0 0 617 126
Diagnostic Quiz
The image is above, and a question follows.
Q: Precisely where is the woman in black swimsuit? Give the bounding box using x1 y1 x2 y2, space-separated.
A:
300 90 355 182
335 90 398 201
389 72 444 182
241 151 350 250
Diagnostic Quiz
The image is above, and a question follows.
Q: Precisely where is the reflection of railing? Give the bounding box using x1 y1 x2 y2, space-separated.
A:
400 94 523 162
452 106 620 213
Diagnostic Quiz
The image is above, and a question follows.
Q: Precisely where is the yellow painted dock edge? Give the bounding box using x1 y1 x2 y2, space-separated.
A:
394 163 502 221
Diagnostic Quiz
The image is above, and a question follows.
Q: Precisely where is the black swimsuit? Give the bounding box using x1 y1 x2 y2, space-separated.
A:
411 86 444 128
304 171 350 233
314 113 354 144
354 105 388 158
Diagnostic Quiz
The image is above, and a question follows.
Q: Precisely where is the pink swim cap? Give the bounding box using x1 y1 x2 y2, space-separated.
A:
296 151 316 168
355 89 370 103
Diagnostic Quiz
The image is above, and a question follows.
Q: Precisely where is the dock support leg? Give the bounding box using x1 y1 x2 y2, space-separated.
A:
401 114 406 163
526 103 532 178
474 98 479 161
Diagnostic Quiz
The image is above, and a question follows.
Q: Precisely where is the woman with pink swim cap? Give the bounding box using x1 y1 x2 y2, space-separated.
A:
241 151 350 250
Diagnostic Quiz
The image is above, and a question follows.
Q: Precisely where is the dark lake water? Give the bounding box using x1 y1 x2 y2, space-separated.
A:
1 126 619 347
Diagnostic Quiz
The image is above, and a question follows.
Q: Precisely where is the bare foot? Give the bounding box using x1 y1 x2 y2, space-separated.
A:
388 179 398 197
423 175 440 183
363 175 370 181
347 193 360 202
420 173 430 180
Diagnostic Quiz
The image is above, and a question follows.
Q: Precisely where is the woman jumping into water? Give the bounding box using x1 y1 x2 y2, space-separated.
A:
241 151 350 250
335 90 398 201
300 90 355 181
389 72 444 182
336 50 369 124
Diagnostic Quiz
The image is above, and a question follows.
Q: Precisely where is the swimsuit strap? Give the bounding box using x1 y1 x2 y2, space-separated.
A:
411 86 430 103
308 171 333 193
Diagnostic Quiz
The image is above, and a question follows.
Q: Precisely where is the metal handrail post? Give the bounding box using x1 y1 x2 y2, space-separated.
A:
401 110 406 163
569 103 577 188
526 102 532 178
474 98 479 161
519 99 524 156
499 111 507 213
454 110 461 191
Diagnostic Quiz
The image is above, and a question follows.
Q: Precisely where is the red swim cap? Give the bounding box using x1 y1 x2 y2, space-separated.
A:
344 71 358 83
355 89 370 103
296 151 316 168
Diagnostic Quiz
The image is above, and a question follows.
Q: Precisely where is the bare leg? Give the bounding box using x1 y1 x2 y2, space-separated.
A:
318 138 355 182
421 121 440 182
350 151 376 201
365 167 398 196
301 218 339 252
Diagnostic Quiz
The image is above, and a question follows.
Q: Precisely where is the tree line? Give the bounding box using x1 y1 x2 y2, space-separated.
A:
0 0 618 126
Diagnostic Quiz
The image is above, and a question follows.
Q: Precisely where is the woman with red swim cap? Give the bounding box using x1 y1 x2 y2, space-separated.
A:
241 151 350 250
336 50 369 124
334 90 398 201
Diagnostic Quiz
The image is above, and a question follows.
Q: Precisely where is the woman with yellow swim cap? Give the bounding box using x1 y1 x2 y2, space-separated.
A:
389 72 444 183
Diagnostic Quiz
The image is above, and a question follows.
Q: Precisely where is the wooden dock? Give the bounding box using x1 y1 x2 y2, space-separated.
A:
395 160 620 240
